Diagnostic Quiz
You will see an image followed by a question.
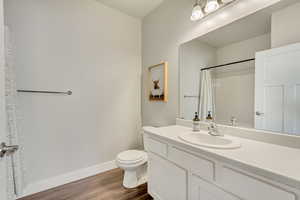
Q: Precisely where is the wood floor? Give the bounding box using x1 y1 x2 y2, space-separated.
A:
18 168 153 200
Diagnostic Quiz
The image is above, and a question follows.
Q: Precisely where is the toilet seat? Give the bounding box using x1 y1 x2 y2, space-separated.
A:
116 150 148 188
117 150 147 165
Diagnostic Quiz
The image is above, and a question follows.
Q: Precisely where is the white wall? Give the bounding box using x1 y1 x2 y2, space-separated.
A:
214 34 270 127
142 0 281 126
271 2 300 48
216 34 271 65
4 0 141 189
180 40 216 120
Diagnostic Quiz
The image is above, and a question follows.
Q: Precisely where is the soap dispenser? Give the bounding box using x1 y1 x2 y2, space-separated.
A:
193 112 200 132
206 111 213 122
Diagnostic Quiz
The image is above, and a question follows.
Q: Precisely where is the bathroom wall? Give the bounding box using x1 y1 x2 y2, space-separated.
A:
142 0 281 126
214 34 271 127
4 0 141 190
271 2 300 48
216 34 271 65
180 40 216 120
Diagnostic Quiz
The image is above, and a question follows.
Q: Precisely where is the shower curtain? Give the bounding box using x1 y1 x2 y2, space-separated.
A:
5 26 25 199
199 70 215 120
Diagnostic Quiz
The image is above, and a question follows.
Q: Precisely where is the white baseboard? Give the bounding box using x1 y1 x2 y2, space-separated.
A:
19 160 117 198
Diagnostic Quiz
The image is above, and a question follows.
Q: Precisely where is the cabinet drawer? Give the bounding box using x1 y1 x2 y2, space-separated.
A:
169 147 214 181
221 167 296 200
144 137 168 158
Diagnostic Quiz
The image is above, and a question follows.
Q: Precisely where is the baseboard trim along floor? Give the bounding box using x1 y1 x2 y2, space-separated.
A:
19 160 117 198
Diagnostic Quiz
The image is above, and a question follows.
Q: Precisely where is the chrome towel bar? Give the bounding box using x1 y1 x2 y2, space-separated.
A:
184 95 199 98
17 90 72 95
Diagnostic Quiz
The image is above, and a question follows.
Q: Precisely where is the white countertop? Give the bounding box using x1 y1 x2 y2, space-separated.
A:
143 125 300 190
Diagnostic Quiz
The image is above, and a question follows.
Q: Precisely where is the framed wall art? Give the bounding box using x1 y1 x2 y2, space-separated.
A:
148 62 168 102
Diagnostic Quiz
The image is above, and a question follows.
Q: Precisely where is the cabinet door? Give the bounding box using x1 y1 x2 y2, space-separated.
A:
148 152 187 200
221 167 296 200
191 175 240 200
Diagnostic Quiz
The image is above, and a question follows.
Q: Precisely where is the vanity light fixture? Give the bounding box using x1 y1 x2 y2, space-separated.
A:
190 0 237 21
205 0 220 13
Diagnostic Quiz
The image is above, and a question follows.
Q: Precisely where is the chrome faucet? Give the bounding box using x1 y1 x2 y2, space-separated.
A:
208 122 224 137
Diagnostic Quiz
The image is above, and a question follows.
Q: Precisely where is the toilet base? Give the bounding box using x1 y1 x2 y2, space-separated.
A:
123 164 147 189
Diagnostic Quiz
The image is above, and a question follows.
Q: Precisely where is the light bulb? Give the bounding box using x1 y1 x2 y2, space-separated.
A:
190 4 204 21
205 0 220 13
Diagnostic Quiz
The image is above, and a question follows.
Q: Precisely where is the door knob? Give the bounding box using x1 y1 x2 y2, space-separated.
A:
255 111 264 116
0 142 19 158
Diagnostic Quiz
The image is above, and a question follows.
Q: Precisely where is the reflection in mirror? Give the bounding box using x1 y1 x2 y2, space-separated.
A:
179 0 300 135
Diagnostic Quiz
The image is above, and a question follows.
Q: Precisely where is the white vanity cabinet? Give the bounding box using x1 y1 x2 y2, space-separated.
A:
144 134 300 200
191 175 239 200
148 152 187 200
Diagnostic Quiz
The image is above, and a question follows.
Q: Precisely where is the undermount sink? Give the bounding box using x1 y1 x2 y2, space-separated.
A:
179 132 241 149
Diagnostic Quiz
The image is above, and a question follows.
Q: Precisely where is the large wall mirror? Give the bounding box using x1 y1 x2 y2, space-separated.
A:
179 0 300 136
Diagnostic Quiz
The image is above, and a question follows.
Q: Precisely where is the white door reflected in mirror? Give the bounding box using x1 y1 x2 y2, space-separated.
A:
255 44 300 134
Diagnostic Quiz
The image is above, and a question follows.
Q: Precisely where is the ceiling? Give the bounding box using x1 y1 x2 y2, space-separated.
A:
96 0 164 18
196 0 299 48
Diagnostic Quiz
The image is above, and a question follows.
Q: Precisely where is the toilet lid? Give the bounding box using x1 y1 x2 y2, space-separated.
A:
117 150 147 163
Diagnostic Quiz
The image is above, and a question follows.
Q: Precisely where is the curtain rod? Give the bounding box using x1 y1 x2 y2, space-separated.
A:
201 58 255 71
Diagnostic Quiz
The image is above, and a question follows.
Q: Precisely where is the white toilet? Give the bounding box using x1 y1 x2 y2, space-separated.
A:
116 150 148 189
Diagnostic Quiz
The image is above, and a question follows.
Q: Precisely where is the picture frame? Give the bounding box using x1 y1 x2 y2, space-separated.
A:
148 62 168 102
